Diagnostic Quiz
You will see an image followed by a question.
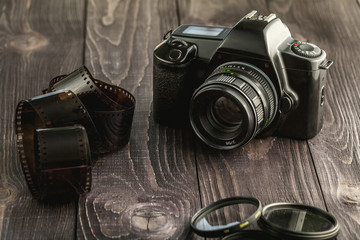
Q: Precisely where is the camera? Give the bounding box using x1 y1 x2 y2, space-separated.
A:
153 10 333 150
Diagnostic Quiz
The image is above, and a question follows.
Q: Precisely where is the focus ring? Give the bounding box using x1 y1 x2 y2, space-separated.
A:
248 70 275 123
238 81 264 126
214 75 236 84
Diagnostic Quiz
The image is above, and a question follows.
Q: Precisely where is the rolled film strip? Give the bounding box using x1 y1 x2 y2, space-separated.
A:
35 126 92 199
15 66 135 199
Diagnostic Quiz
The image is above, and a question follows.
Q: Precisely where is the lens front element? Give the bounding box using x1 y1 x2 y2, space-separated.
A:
190 62 278 150
213 96 243 126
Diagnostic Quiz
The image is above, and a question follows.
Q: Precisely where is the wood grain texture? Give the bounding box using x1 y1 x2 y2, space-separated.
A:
0 0 85 239
178 0 359 239
78 0 201 239
0 0 359 239
300 0 360 237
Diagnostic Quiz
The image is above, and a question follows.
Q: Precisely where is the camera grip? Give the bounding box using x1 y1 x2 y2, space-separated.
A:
153 57 193 126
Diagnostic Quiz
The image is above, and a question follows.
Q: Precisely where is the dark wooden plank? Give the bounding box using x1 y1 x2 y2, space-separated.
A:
177 0 328 234
0 0 85 239
77 0 201 239
299 0 360 237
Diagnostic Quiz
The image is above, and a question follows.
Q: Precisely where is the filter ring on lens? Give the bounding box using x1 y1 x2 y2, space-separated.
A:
190 196 262 238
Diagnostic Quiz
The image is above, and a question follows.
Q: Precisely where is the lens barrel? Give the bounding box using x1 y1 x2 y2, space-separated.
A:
189 62 277 150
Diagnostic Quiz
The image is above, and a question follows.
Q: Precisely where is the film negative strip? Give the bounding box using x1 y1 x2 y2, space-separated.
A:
15 66 135 199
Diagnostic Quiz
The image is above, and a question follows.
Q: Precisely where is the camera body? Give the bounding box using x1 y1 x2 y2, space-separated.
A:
153 11 332 149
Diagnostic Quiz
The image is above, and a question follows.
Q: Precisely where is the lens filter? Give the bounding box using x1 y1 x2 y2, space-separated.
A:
258 203 339 240
190 197 262 238
191 197 339 240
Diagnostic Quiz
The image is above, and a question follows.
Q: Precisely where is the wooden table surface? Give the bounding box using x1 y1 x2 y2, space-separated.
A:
1 0 359 239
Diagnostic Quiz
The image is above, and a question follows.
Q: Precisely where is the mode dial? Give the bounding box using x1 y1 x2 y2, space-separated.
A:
291 41 322 58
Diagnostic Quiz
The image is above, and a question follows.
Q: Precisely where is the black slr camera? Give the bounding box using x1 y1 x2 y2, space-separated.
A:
153 11 333 150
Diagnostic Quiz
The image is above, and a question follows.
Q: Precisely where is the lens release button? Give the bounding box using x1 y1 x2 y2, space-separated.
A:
280 97 292 113
169 49 182 61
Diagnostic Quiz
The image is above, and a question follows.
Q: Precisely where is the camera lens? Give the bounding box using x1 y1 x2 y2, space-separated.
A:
189 62 278 150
